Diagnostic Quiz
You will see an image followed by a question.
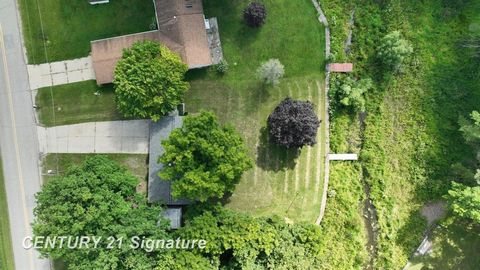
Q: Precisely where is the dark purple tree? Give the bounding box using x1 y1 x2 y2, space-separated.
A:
243 2 267 28
268 98 320 148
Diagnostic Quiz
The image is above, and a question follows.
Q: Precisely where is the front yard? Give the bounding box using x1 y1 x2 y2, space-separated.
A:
186 0 326 222
36 80 123 126
18 0 155 64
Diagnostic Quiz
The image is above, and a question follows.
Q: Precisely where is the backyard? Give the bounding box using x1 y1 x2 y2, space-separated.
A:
18 0 155 64
185 0 326 222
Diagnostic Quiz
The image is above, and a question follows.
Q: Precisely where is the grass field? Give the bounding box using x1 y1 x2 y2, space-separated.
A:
43 154 149 193
36 80 123 126
0 159 15 270
185 0 326 223
18 0 155 64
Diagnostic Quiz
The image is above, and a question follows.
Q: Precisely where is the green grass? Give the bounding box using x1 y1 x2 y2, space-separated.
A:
43 154 149 193
18 0 155 64
406 221 480 270
36 80 124 126
185 0 326 223
0 158 15 270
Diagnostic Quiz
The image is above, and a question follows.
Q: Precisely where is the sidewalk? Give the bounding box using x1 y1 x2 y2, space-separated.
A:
27 56 95 89
38 120 150 154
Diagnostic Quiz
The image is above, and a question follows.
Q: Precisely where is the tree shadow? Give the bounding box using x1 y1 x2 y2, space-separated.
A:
256 126 299 172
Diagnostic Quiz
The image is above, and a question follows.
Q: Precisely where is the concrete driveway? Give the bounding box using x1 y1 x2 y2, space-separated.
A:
38 120 150 154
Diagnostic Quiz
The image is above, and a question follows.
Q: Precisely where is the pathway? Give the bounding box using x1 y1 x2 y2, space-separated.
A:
310 0 332 225
38 120 150 154
27 56 95 89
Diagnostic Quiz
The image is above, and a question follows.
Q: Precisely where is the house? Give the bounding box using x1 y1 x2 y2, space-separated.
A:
90 0 223 84
148 110 190 228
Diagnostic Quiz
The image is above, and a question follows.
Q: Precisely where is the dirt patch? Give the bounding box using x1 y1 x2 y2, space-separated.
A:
421 201 446 226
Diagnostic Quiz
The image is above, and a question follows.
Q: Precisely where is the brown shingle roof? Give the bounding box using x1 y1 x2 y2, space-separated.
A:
91 0 212 84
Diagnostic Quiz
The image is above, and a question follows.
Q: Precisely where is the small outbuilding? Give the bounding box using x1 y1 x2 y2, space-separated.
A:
162 207 182 229
329 63 353 73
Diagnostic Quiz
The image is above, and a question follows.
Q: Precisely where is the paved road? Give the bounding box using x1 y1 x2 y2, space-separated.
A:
0 0 51 269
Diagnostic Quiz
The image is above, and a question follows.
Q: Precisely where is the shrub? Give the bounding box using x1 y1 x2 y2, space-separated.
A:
330 75 373 112
215 59 229 74
377 31 413 72
256 59 285 86
113 40 189 121
268 98 320 148
243 2 267 27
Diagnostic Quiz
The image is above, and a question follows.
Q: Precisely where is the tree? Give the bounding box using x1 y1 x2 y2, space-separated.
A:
33 156 169 269
174 206 323 269
459 110 480 144
159 111 252 201
243 2 267 27
257 59 285 86
267 98 320 148
446 182 480 224
330 76 373 112
377 31 413 72
113 40 189 121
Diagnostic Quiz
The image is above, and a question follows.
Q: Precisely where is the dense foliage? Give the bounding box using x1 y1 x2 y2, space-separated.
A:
323 0 480 268
267 98 320 148
33 156 169 269
174 206 323 269
330 75 373 112
113 40 189 121
376 31 413 72
459 111 480 145
256 59 285 86
446 182 480 224
243 2 267 27
159 111 252 202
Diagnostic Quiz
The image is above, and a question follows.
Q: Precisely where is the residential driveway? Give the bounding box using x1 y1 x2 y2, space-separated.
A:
27 56 95 89
38 120 150 154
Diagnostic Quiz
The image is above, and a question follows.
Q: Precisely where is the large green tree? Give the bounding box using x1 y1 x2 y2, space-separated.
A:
33 156 169 269
174 206 323 269
459 110 480 144
446 182 480 224
113 40 189 121
159 111 252 202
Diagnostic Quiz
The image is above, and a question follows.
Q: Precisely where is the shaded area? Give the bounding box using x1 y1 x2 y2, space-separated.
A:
256 126 299 172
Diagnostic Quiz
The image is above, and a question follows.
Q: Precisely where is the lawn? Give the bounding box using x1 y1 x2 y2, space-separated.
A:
43 154 149 194
18 0 155 64
36 80 123 126
0 158 15 270
185 0 326 223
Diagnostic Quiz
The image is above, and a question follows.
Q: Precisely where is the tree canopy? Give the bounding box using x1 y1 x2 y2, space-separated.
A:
113 40 189 121
159 111 252 202
174 206 323 269
446 182 480 224
377 31 413 72
267 98 320 148
459 110 480 144
243 2 267 27
330 76 373 112
33 156 169 269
